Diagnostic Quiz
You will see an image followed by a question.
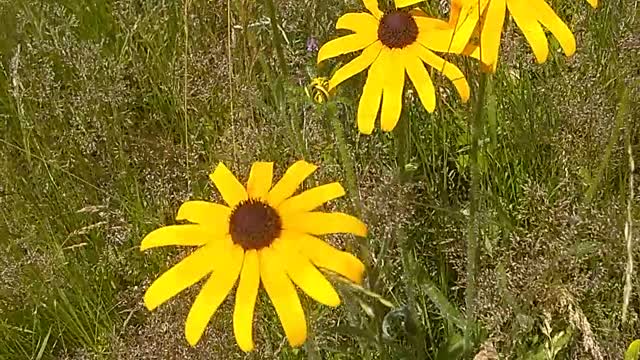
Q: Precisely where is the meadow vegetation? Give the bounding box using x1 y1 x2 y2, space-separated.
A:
0 0 639 358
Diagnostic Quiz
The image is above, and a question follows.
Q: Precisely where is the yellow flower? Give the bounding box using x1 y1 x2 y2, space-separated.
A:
317 0 470 135
140 160 367 351
305 77 331 104
446 0 598 71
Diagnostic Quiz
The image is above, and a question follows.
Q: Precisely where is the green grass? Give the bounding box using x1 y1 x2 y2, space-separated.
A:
0 0 639 358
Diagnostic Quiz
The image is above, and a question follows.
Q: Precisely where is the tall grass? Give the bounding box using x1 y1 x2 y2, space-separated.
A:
0 0 638 358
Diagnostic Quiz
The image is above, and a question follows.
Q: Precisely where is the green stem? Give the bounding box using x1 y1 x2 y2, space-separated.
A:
263 0 288 77
394 108 410 179
328 103 362 213
394 111 425 358
465 72 488 348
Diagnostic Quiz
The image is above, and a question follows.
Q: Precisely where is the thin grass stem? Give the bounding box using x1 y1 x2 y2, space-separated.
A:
465 71 489 348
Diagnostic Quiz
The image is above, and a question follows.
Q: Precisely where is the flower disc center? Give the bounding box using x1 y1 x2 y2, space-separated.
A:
378 11 418 49
229 199 281 250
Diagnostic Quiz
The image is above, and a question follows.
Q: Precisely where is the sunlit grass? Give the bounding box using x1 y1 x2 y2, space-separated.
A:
0 0 638 358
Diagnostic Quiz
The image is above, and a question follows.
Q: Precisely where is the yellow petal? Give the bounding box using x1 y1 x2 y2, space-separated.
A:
284 230 365 284
143 240 225 311
267 160 317 207
233 250 260 352
247 162 273 200
140 224 213 251
317 34 378 64
276 236 340 307
277 182 345 216
282 212 367 237
507 0 549 63
210 163 248 208
404 46 436 112
335 12 379 38
531 0 576 57
395 0 423 7
176 201 231 229
362 0 383 19
413 44 470 102
260 247 307 347
414 17 459 53
184 244 244 346
328 41 384 91
380 50 406 132
357 47 388 134
478 0 506 68
449 0 491 52
586 0 597 8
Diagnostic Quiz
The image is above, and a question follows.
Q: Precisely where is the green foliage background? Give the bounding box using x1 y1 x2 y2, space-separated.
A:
0 0 638 358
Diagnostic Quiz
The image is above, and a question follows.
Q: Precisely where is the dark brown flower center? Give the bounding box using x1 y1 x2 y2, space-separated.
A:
229 199 281 250
378 11 418 49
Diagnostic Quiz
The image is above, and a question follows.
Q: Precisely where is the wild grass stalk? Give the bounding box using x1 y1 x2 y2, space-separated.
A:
465 71 488 348
621 87 634 323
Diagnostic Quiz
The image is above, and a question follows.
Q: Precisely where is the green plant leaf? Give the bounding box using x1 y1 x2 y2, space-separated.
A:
624 340 640 360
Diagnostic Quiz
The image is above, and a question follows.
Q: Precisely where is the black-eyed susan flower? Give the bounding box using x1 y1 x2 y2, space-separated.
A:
140 160 366 351
305 77 331 104
445 0 598 71
317 0 470 135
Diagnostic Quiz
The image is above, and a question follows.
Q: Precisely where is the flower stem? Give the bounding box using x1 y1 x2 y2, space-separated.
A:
394 111 425 357
465 71 488 347
328 103 362 214
263 0 288 77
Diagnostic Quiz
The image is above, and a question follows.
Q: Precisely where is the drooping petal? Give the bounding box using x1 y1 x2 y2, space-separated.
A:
143 240 227 310
357 47 388 134
478 0 506 68
140 225 213 250
210 163 248 208
267 160 317 207
282 212 367 237
335 13 379 38
413 45 470 102
247 162 273 200
277 182 345 215
233 250 260 352
362 0 383 19
508 0 549 63
448 0 491 52
395 0 424 7
184 243 244 346
404 46 436 112
531 0 576 57
176 201 231 230
317 34 378 64
284 230 365 284
380 50 406 132
260 246 307 347
276 235 340 307
328 41 384 91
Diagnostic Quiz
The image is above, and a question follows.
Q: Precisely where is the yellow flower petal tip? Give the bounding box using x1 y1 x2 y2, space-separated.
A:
143 292 158 311
185 330 201 347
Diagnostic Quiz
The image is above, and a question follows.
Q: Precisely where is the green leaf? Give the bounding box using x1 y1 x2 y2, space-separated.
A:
624 340 640 360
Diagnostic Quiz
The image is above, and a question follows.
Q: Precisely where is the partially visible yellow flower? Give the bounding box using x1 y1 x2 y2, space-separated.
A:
317 0 470 135
140 160 366 351
446 0 598 71
305 77 331 104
